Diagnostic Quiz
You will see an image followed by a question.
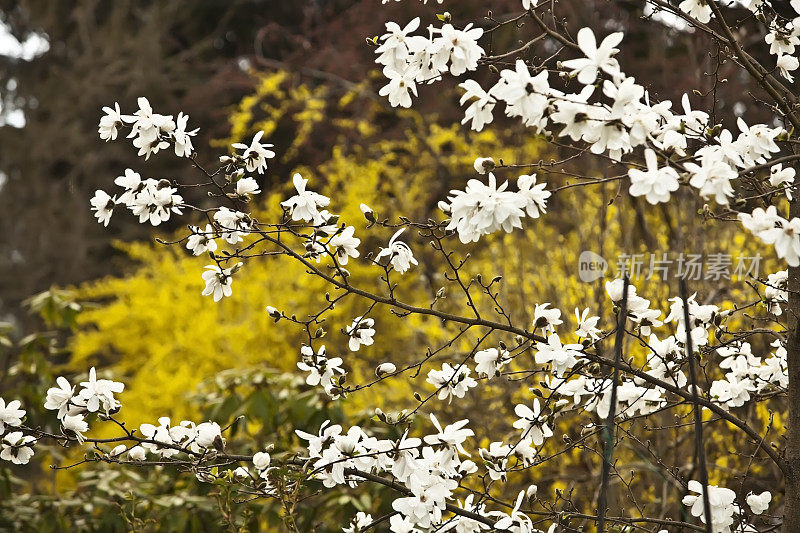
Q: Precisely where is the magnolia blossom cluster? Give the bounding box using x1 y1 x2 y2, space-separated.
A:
757 1 800 82
0 397 31 465
375 17 484 107
371 18 800 262
764 269 789 315
1 369 254 476
682 480 771 532
527 279 789 423
98 97 197 158
296 415 547 532
43 368 124 443
91 168 183 227
740 206 800 266
457 32 787 204
93 100 425 305
41 369 230 463
0 359 774 533
132 417 225 461
439 172 551 243
297 344 346 398
710 340 788 408
0 368 125 465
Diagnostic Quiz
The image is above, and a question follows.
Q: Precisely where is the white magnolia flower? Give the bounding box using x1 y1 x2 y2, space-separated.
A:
770 164 796 199
232 131 275 174
492 491 534 532
474 347 511 377
517 174 551 218
124 97 175 159
533 303 563 332
235 177 261 197
490 59 552 129
778 53 800 82
574 307 601 341
513 399 553 445
281 174 331 223
44 376 75 419
389 514 417 533
444 173 527 243
343 512 372 533
535 333 583 376
759 217 800 267
140 417 178 457
480 440 512 481
683 158 736 205
77 367 124 415
345 316 376 351
213 207 250 244
329 226 361 265
253 451 271 471
0 432 35 465
186 224 218 256
710 375 754 408
61 414 89 443
108 444 127 457
765 21 799 55
424 414 474 455
746 491 771 515
628 149 679 204
561 27 623 84
374 17 421 72
375 228 418 274
172 112 198 157
460 80 496 131
90 190 116 226
682 480 737 532
0 398 25 433
739 205 782 235
128 446 147 461
426 363 478 401
764 270 788 315
98 102 124 141
129 182 184 226
359 203 374 222
201 263 241 302
231 466 250 479
678 0 712 22
430 23 484 76
194 421 224 450
114 168 143 205
297 345 345 395
379 68 418 108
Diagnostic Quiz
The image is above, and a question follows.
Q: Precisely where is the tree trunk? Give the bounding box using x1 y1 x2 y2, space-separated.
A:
784 169 800 530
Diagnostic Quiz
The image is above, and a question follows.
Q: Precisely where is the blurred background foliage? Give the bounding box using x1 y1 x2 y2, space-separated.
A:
0 0 790 531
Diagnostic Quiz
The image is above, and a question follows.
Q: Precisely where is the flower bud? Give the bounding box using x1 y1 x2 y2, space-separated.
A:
128 446 146 461
360 203 375 222
252 451 271 471
266 306 281 321
473 157 496 175
376 362 397 376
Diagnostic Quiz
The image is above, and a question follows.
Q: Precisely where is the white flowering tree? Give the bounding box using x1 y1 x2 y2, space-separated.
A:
7 0 800 531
